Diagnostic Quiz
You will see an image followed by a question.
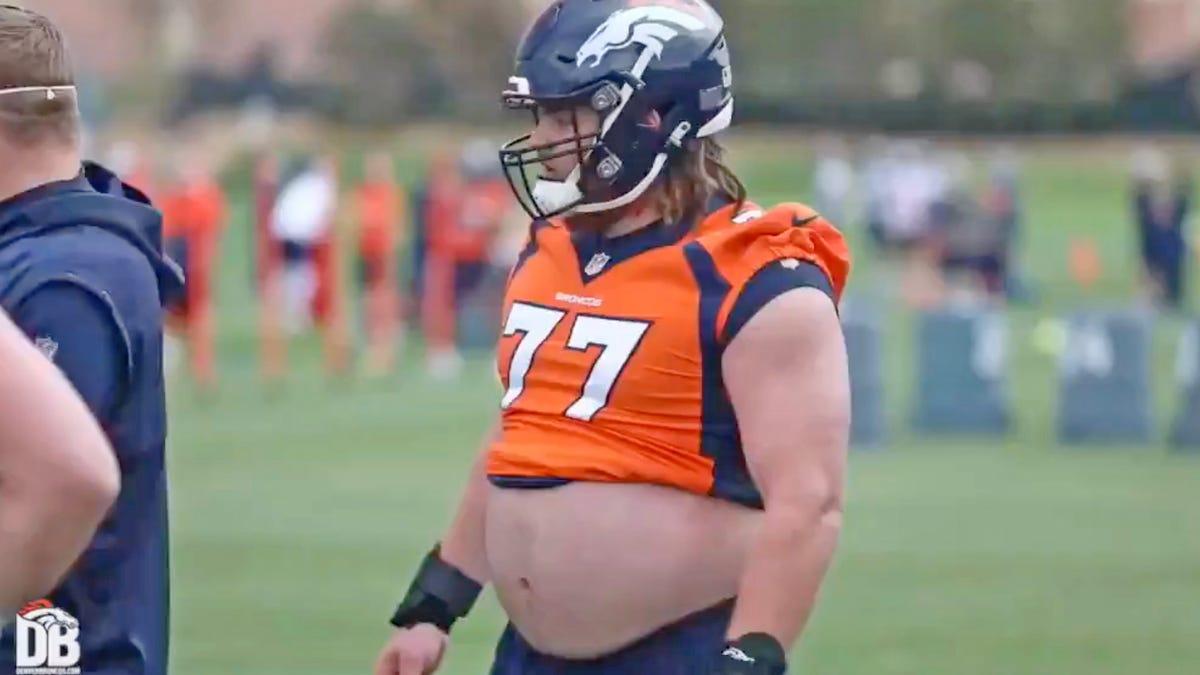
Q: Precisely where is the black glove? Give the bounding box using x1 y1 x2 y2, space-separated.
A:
711 633 788 675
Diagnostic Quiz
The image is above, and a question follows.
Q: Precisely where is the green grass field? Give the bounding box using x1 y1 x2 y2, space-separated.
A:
166 133 1200 674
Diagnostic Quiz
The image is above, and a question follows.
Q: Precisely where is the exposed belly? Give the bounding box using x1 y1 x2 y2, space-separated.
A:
484 481 762 658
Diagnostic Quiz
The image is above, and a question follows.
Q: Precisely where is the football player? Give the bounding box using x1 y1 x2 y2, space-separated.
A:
354 151 405 376
160 148 227 391
0 309 118 619
375 1 851 673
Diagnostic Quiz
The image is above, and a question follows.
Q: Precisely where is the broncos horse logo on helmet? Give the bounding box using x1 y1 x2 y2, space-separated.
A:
575 6 707 68
499 0 734 220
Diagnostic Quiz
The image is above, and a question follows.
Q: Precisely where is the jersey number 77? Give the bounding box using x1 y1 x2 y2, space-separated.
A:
499 302 650 421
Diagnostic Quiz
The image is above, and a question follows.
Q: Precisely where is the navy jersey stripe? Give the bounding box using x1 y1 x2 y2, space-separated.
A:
722 259 834 344
489 475 572 489
570 219 691 283
510 219 550 279
682 242 764 509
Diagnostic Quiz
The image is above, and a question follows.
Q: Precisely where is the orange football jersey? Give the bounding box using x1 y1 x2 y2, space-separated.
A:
356 181 405 259
487 199 851 507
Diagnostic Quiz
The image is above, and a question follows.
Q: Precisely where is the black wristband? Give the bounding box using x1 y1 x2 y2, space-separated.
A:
716 633 788 674
388 592 457 633
388 545 482 633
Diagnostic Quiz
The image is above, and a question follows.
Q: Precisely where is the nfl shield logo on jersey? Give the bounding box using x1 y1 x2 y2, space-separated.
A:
585 252 611 276
33 336 58 361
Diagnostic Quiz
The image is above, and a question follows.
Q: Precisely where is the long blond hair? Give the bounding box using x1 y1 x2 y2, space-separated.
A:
656 138 746 225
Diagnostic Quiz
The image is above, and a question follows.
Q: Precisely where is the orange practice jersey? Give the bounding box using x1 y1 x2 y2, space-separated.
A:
160 180 225 240
357 182 403 259
487 199 851 507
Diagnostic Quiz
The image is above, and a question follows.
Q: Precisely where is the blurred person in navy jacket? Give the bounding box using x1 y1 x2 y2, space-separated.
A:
0 6 183 675
1132 148 1191 310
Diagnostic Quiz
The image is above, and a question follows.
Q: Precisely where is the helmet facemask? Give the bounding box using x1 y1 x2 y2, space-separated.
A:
500 71 693 221
498 83 605 220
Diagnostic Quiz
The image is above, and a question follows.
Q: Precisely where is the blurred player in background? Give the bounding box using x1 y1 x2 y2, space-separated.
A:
1131 146 1191 310
454 138 512 308
0 6 184 674
355 150 405 376
254 152 280 290
253 153 292 382
811 135 855 231
0 309 118 619
270 155 338 333
161 146 227 391
423 142 514 378
421 150 468 379
375 1 851 674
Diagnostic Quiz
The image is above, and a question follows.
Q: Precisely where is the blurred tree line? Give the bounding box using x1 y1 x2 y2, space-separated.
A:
716 0 1126 104
320 0 527 124
713 0 1178 131
168 0 1197 132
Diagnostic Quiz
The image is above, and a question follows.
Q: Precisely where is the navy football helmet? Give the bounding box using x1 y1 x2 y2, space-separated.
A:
499 0 734 219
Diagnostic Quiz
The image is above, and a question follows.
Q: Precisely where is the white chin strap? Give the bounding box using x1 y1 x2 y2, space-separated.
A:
530 149 669 217
531 164 586 216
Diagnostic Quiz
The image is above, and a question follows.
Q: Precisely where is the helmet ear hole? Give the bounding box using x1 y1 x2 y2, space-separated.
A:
595 153 623 181
590 82 621 112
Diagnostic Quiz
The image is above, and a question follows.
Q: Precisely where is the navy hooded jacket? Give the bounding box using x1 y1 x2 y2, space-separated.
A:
0 161 184 675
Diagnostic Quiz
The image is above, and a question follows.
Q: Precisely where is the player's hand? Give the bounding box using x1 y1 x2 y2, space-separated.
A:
374 623 448 675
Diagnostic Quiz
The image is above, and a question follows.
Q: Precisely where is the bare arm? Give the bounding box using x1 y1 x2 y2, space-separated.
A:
0 311 119 616
722 287 850 647
375 422 498 674
436 421 500 585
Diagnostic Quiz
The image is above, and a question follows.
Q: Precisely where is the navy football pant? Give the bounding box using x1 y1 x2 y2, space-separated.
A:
489 599 733 674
